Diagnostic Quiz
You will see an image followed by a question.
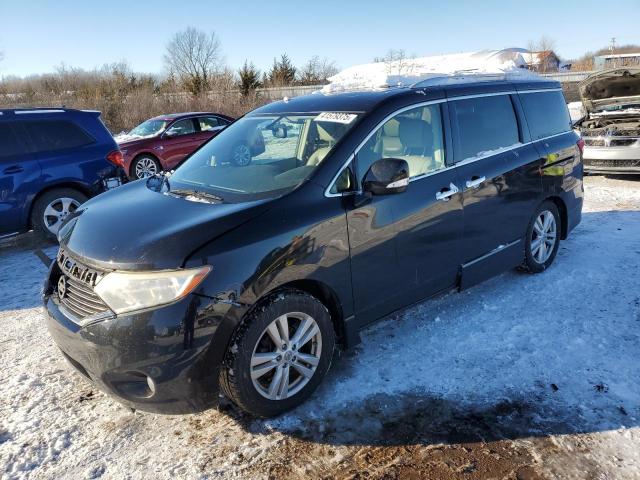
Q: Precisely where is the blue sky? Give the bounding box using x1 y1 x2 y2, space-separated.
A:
0 0 638 77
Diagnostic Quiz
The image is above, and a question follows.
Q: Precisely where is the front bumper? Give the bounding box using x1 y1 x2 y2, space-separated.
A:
43 279 234 414
583 146 640 174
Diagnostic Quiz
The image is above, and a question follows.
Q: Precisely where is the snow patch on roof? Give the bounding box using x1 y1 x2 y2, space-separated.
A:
321 48 539 94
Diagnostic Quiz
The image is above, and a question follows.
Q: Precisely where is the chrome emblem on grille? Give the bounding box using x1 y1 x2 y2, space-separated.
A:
58 276 67 299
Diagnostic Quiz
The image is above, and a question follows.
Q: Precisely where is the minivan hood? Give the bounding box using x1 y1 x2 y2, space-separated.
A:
60 180 271 271
579 68 640 112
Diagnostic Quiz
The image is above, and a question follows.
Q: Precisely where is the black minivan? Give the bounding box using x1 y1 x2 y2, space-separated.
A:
44 76 583 417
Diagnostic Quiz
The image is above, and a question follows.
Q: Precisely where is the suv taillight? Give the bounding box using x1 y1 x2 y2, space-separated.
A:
577 138 585 155
106 150 125 168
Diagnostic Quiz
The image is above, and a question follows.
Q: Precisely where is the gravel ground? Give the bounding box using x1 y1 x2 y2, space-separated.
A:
1 174 639 480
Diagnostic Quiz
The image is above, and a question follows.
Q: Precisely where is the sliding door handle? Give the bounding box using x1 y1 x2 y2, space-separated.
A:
466 176 486 189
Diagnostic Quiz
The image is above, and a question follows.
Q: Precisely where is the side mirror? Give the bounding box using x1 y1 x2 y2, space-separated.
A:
271 124 288 138
362 158 410 195
163 129 176 138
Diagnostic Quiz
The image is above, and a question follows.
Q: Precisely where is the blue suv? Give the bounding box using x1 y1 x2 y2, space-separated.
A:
0 108 126 240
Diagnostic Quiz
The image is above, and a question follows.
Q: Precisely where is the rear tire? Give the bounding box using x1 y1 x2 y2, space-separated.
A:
521 200 561 273
220 289 335 417
31 188 87 241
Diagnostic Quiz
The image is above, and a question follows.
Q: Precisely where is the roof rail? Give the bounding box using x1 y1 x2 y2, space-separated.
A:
411 70 538 89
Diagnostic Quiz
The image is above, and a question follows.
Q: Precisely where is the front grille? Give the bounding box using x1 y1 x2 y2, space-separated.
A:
610 139 638 147
56 250 110 319
584 159 640 168
584 138 605 147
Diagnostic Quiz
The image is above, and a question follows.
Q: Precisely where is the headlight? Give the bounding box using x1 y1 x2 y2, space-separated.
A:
94 266 211 315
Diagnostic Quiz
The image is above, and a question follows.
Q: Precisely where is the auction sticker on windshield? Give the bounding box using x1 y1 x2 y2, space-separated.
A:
315 112 357 124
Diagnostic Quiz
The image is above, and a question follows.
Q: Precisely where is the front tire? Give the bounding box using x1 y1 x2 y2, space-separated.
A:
31 188 87 241
521 200 561 273
131 155 161 179
220 289 335 417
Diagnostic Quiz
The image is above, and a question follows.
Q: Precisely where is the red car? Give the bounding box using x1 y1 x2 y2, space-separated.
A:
117 112 234 179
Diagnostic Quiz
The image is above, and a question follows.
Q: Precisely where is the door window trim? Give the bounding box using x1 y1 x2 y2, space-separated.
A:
324 89 567 198
325 99 447 197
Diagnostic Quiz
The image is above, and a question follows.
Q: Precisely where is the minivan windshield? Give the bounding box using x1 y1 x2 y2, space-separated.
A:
169 112 359 202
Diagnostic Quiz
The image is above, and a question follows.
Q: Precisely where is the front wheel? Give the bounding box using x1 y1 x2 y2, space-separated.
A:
521 200 561 273
220 290 335 417
131 155 161 179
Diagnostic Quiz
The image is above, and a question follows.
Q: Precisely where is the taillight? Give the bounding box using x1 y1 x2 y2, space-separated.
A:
577 138 585 155
106 150 125 168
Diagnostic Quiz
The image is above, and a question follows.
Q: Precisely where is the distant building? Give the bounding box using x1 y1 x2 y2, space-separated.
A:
524 51 561 73
594 53 640 70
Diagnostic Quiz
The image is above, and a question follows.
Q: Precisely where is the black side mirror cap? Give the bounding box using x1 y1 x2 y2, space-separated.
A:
362 158 410 195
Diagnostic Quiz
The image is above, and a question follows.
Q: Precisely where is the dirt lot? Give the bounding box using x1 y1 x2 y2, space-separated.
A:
1 175 639 479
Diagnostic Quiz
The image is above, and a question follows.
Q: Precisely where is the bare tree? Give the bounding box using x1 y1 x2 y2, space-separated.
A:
379 49 415 78
164 27 223 95
298 56 338 85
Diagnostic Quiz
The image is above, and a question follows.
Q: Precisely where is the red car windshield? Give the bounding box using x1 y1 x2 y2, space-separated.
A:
129 119 169 138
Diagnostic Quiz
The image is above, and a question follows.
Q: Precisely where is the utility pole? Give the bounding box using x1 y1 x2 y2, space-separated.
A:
609 37 617 68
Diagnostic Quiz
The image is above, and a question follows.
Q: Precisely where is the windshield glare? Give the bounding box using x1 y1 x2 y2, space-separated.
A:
130 119 168 138
169 112 359 201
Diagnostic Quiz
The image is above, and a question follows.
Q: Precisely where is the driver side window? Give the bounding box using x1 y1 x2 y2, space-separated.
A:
165 118 196 137
356 104 445 184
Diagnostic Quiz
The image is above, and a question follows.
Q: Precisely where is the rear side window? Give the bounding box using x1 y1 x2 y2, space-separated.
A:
451 95 520 161
519 90 571 140
22 120 95 153
0 123 25 158
198 116 222 131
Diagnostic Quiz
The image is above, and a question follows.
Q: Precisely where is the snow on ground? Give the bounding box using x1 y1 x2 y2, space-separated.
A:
321 48 537 93
1 175 640 479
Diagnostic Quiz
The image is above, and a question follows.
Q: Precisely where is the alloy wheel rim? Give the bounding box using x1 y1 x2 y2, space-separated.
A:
135 158 158 178
233 144 251 166
250 312 322 400
531 210 557 264
43 197 81 235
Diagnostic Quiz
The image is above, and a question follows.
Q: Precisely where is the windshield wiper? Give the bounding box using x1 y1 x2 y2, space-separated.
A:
170 189 224 203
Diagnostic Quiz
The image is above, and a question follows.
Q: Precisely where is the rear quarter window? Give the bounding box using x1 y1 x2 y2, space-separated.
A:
451 94 520 161
519 90 571 140
21 120 95 153
0 123 26 158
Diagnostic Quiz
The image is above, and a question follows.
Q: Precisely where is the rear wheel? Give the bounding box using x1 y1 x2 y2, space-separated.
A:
131 155 161 179
31 188 87 241
220 290 335 417
521 200 561 273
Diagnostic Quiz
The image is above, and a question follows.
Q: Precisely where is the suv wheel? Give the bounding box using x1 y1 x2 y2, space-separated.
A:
132 155 161 179
220 290 335 417
231 143 252 166
521 200 561 273
32 188 87 241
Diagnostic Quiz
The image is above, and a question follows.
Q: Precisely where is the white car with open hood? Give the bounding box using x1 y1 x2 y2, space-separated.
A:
576 68 640 174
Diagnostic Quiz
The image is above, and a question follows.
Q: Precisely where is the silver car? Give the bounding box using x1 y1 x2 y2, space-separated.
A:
577 68 640 174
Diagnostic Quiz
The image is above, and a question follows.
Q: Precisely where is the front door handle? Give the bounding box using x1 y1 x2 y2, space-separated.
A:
3 165 23 174
465 176 486 189
435 182 459 201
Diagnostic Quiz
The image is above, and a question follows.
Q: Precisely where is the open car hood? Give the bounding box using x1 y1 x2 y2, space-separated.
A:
579 68 640 112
